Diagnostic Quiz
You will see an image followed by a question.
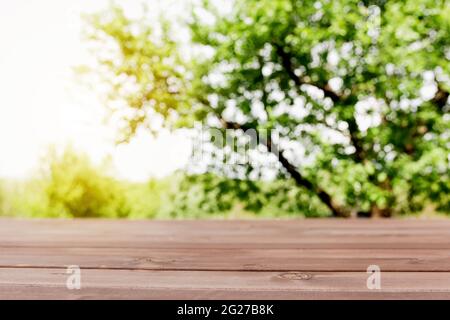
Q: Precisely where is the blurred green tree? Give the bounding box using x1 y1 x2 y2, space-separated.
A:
84 0 449 217
42 147 130 218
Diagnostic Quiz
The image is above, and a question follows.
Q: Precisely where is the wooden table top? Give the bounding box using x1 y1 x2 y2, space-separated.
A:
1 218 450 299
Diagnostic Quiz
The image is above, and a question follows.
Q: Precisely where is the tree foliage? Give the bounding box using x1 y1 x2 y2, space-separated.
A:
85 0 450 217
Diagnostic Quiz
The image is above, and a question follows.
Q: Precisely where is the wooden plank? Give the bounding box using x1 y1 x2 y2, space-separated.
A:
1 268 450 300
2 219 450 249
3 219 450 238
3 239 450 249
2 247 450 272
4 285 450 300
3 240 450 250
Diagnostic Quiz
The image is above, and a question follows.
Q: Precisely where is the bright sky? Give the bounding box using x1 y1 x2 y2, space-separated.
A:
0 0 192 181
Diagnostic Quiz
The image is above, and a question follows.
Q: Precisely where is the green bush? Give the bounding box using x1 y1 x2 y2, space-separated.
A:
40 147 130 218
123 180 168 219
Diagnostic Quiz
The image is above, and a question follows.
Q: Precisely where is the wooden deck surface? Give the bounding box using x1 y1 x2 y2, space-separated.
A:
1 218 450 299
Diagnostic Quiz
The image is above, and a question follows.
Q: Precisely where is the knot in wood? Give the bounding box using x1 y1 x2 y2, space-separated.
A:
278 272 312 280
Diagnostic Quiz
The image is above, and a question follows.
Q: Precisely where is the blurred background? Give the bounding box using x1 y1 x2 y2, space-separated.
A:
0 0 448 219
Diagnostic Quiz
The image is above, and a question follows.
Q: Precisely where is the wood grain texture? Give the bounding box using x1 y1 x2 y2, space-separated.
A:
1 268 450 300
2 248 450 271
0 218 449 299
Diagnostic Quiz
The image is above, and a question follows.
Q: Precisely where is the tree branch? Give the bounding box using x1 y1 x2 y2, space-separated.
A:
221 119 348 217
432 85 449 111
274 43 341 103
274 43 367 164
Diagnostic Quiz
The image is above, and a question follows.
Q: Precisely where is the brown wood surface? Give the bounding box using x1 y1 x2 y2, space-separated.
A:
1 218 450 299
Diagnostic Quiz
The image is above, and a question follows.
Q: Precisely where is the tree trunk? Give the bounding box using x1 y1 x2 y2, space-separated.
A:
357 205 391 218
265 132 348 217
